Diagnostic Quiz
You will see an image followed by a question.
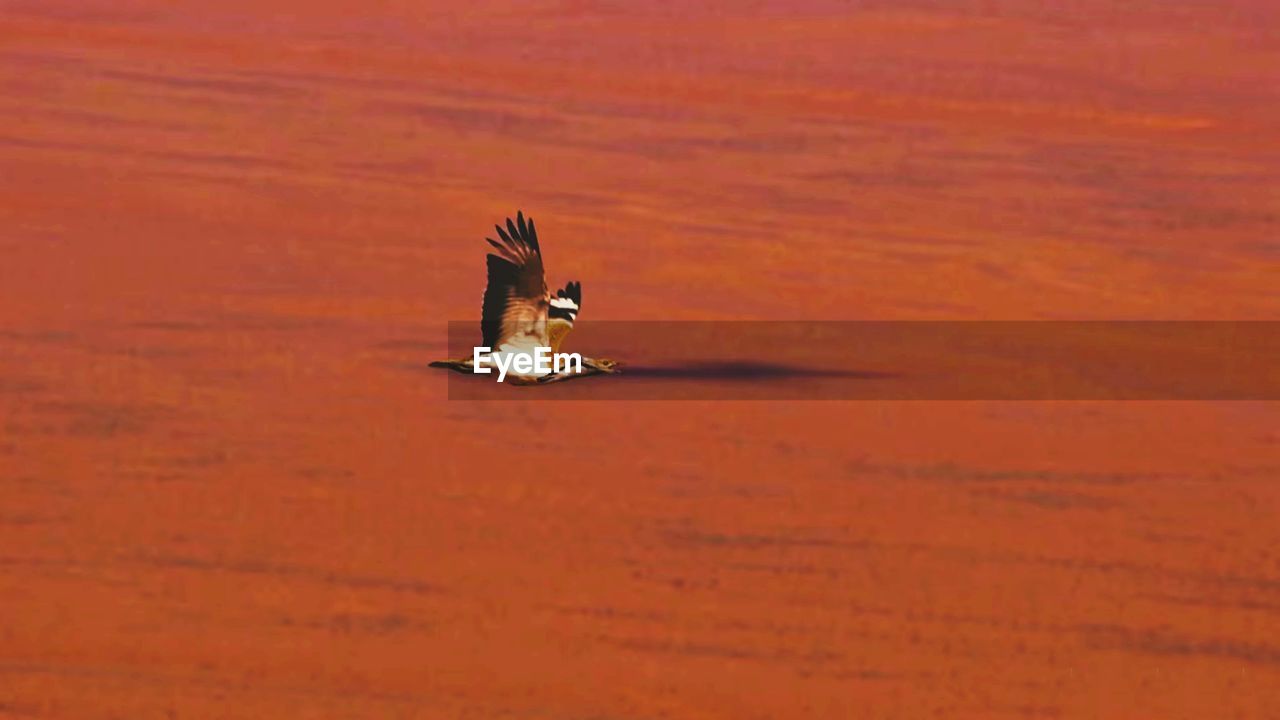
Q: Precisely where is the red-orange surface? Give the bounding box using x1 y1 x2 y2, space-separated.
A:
2 2 1278 717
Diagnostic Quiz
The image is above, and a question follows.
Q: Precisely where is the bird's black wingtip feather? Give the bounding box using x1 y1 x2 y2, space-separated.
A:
525 217 538 251
485 251 518 269
561 280 581 305
486 210 541 255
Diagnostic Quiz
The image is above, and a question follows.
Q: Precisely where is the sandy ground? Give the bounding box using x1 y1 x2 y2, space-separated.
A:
2 1 1279 717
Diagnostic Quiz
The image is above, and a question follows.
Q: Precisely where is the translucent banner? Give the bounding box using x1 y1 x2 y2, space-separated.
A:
432 321 1279 400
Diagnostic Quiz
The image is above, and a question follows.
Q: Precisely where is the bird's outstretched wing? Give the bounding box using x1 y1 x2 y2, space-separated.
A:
547 280 581 353
553 281 581 315
481 211 548 351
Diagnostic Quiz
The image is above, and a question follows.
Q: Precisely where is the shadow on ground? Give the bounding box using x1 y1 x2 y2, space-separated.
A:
621 361 898 381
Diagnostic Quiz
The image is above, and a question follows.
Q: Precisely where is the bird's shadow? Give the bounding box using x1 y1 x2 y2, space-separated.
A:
621 361 897 381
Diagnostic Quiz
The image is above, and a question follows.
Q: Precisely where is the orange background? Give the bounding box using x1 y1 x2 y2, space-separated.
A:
1 1 1278 717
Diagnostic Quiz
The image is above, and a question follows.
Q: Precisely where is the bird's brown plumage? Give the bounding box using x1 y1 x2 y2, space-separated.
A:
481 211 550 352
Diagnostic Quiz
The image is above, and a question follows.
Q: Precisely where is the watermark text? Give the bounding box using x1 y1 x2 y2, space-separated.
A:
472 346 582 382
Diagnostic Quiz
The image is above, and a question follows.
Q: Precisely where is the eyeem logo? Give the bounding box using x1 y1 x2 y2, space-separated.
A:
472 346 583 382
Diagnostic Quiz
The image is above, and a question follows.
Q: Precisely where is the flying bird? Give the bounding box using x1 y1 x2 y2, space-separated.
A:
430 211 619 384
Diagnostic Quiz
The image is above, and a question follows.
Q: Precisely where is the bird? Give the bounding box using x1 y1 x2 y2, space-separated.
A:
430 211 619 384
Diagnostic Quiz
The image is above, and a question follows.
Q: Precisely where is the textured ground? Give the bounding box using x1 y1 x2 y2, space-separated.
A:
2 1 1279 718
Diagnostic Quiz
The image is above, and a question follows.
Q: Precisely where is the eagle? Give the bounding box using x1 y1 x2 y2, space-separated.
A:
430 211 618 384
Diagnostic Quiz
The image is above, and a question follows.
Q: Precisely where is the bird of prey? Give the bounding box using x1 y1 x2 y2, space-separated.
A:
430 211 618 384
